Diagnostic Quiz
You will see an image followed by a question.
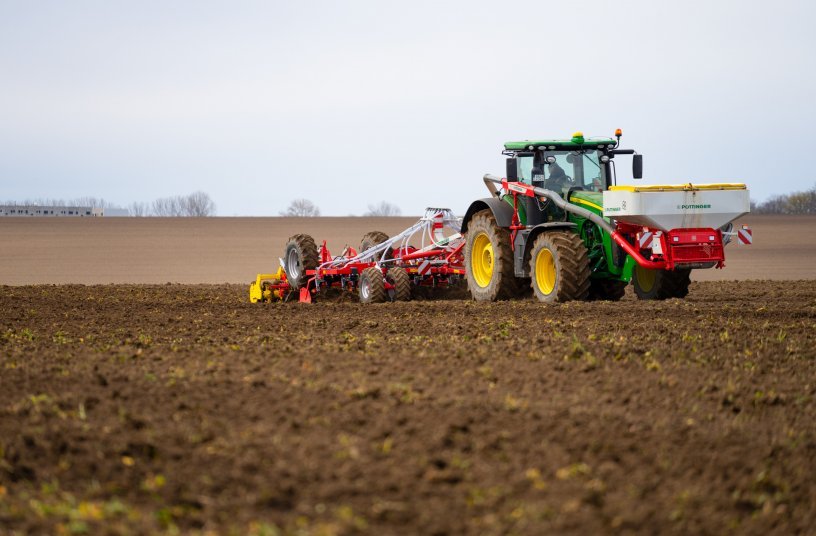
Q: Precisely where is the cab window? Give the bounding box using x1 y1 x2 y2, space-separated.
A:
516 155 533 184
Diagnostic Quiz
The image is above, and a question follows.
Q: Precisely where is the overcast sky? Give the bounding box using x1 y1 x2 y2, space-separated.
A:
1 0 814 215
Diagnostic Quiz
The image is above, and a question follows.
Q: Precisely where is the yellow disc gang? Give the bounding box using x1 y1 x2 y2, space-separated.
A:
534 247 556 295
471 232 494 288
635 265 656 293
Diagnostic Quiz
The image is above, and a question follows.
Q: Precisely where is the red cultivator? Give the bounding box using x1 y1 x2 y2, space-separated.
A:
249 209 465 303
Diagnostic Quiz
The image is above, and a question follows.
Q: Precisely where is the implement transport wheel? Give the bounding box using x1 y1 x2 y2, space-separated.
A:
386 267 411 301
632 266 691 300
588 279 628 301
360 231 393 259
284 234 319 290
528 231 591 303
465 209 519 301
359 267 387 303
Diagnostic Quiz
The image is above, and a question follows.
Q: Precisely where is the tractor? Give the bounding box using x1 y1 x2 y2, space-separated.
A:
461 130 751 302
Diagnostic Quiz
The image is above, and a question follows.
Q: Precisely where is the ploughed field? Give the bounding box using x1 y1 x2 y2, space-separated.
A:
1 282 815 535
1 215 814 284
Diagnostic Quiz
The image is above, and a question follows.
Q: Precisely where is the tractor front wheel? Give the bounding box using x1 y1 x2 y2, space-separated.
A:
464 210 519 301
284 234 319 289
528 231 591 303
359 267 387 303
632 266 691 300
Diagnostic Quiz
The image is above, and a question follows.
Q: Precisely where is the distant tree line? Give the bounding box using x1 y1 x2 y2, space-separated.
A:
752 185 816 214
129 191 216 217
3 192 216 217
280 199 402 217
2 196 119 209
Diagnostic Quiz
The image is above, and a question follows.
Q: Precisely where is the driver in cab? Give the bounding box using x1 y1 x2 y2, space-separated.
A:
546 162 570 191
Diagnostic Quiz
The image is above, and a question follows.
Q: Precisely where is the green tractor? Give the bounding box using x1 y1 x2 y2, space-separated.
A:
461 130 751 302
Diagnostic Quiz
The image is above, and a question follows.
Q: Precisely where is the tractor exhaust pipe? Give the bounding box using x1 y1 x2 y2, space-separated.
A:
483 176 501 198
483 174 667 270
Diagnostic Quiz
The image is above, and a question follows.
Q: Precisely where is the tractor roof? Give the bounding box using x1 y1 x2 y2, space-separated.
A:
504 134 617 152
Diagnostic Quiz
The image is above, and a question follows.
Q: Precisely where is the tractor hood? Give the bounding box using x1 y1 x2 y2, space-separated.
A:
568 190 604 216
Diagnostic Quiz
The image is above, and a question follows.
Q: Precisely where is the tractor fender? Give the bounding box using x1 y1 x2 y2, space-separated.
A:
461 198 513 234
514 222 578 277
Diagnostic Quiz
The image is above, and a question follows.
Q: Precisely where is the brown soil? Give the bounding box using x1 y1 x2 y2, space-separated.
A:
0 215 814 284
1 282 815 534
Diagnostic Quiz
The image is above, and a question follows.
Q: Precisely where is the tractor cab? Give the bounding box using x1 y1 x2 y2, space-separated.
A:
503 131 639 192
509 146 609 193
502 131 640 224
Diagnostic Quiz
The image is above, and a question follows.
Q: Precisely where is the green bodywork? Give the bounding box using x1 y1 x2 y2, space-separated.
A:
564 191 636 283
504 137 617 151
505 188 636 283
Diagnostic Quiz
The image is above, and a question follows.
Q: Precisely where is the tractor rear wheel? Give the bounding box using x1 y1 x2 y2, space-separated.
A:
359 267 387 303
528 231 591 303
465 209 519 301
632 266 691 300
386 267 411 301
360 231 393 258
588 279 628 301
283 234 319 290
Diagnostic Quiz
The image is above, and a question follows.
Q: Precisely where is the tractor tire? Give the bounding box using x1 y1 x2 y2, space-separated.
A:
528 231 591 303
386 267 411 301
283 234 319 290
359 267 387 303
360 231 394 259
632 266 691 300
588 279 628 301
465 209 520 301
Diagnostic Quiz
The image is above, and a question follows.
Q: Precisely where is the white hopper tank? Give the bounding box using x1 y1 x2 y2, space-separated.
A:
602 183 750 231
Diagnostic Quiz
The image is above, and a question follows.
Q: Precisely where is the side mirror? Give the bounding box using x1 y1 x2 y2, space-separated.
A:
506 158 519 182
545 155 556 164
633 154 643 179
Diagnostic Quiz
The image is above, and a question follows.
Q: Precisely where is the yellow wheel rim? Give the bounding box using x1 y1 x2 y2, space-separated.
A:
534 247 557 295
471 232 494 288
635 265 656 292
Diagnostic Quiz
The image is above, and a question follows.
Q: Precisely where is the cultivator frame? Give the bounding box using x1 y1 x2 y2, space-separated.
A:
250 208 465 303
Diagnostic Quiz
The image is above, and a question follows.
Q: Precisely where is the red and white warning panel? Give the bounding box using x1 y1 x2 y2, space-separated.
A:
737 226 753 245
638 231 653 249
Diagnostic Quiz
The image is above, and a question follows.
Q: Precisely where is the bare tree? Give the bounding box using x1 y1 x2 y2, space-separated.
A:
280 199 321 217
128 202 149 217
148 192 216 217
151 196 181 217
180 191 216 216
786 189 816 214
73 197 116 208
754 184 816 214
364 201 402 217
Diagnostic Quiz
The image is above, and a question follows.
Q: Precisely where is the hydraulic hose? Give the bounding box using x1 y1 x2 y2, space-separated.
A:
482 174 667 270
